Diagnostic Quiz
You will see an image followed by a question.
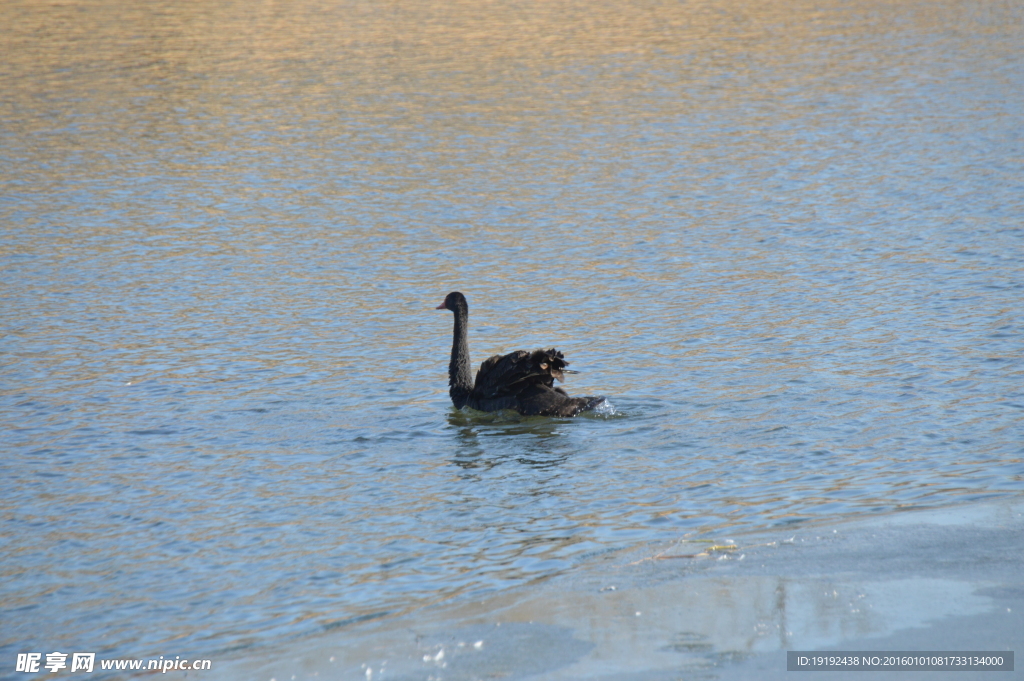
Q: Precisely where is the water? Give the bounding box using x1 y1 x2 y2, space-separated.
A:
2 0 1022 670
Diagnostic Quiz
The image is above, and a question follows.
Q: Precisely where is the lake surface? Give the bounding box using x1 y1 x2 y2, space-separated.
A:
2 0 1022 671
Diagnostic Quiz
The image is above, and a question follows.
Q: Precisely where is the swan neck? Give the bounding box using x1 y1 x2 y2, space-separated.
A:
449 306 473 405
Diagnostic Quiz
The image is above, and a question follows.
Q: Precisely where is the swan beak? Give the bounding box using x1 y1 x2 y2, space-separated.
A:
435 303 447 310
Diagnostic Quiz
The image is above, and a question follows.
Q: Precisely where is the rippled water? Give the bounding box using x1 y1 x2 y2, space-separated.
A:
2 0 1022 669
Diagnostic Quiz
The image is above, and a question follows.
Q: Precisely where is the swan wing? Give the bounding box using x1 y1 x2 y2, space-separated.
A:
473 348 572 400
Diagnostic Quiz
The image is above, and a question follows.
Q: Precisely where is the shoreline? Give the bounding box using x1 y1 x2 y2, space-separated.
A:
219 496 1024 680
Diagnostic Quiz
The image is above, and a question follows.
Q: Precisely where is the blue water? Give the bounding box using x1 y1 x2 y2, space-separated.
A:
1 0 1022 672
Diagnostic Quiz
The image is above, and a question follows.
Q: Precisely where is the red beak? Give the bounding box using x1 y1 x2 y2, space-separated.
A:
435 302 447 310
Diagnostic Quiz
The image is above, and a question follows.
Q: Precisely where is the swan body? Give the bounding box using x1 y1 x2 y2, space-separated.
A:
436 291 604 417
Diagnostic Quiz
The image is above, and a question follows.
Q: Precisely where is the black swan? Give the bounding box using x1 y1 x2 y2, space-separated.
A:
436 291 605 417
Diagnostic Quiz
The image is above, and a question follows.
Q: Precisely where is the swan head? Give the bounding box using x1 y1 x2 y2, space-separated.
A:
436 291 468 312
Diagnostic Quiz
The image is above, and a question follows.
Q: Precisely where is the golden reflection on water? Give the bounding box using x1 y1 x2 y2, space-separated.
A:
5 0 1017 319
3 0 1015 254
4 0 1014 126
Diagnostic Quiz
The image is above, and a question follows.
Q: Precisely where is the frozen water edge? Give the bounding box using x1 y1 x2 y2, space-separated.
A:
217 496 1024 681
